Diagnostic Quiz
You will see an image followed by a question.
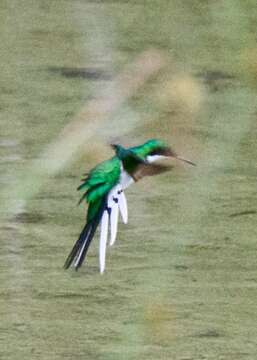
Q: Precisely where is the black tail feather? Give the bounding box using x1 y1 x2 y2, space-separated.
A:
64 222 92 269
64 197 107 271
74 220 99 270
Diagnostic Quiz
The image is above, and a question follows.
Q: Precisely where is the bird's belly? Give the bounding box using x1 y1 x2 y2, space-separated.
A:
120 170 134 190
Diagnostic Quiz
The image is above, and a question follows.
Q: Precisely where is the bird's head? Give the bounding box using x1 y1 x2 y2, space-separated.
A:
111 143 147 164
144 139 196 166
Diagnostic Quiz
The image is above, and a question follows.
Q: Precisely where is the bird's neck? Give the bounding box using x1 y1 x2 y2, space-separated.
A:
120 156 139 176
119 163 134 189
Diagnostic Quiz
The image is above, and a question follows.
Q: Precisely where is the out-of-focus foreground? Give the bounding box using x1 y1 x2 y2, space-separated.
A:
1 1 257 359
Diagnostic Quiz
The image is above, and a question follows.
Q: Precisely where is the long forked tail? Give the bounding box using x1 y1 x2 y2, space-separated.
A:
64 199 106 271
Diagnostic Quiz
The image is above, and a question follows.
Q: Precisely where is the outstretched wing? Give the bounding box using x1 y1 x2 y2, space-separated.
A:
132 163 173 181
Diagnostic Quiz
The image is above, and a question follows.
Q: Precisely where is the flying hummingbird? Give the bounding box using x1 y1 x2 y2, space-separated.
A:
64 139 195 273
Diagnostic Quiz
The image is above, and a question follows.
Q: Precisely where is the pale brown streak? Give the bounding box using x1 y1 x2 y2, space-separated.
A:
133 163 173 182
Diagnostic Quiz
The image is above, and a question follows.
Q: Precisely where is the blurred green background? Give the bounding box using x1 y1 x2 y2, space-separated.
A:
1 1 257 359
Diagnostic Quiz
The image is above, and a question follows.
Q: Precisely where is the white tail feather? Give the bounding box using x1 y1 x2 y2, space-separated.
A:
107 185 119 246
99 210 109 273
110 203 119 246
119 191 128 224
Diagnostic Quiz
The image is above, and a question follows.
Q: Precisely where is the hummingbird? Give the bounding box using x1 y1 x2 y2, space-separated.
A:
64 139 195 273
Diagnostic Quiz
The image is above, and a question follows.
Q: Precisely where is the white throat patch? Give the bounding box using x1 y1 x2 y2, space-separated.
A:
146 155 167 163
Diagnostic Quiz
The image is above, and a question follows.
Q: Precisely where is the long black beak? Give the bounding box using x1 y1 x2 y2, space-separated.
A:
175 155 196 166
165 147 196 166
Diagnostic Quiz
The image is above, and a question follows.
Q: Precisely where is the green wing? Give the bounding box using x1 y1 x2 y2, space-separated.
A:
78 156 121 222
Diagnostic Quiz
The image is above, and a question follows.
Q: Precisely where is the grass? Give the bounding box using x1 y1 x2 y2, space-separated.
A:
1 0 257 359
